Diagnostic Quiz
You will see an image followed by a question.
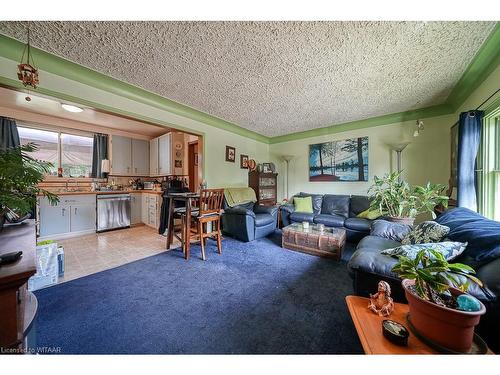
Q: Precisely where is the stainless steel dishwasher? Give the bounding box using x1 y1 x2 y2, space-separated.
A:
96 193 131 232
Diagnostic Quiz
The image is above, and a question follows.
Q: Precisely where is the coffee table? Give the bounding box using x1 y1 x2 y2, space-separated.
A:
281 223 346 260
345 295 493 354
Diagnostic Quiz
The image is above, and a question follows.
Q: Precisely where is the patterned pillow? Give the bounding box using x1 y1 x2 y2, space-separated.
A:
402 221 450 245
381 241 467 261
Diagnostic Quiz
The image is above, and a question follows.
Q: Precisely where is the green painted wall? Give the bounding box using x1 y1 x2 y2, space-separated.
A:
0 56 269 188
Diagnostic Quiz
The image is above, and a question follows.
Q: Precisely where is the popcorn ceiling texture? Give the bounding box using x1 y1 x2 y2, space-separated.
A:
0 21 495 137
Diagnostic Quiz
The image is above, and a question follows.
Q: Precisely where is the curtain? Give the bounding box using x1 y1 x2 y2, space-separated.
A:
457 110 483 211
0 116 20 151
91 133 108 178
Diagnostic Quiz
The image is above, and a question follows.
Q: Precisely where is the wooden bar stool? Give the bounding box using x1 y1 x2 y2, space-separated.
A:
182 189 224 260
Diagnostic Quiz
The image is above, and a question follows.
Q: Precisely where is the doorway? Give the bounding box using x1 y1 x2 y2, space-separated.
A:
188 141 199 192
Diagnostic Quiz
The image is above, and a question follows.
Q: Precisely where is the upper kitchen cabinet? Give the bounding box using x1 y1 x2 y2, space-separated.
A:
111 135 150 176
150 137 159 176
150 133 172 176
132 139 150 176
111 135 132 175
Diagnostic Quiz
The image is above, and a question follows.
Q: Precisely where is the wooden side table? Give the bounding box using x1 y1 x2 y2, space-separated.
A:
345 295 493 354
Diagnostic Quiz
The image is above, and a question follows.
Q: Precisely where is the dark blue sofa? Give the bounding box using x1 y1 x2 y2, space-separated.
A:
280 193 373 242
221 201 278 242
347 207 500 351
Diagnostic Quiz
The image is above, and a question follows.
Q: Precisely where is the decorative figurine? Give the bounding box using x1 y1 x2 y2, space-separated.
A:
368 281 395 317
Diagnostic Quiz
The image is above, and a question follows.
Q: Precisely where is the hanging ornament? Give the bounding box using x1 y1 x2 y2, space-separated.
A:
17 27 39 101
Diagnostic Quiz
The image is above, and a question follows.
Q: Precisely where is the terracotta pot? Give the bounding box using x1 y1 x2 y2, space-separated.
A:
402 279 486 353
387 216 415 226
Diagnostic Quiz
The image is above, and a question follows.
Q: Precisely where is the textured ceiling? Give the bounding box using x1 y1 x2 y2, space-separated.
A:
0 21 495 137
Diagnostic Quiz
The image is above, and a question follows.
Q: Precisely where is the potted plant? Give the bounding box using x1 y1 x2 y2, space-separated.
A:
368 171 449 225
392 248 486 353
0 143 59 230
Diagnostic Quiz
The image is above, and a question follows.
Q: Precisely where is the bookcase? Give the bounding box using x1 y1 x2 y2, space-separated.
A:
248 171 278 206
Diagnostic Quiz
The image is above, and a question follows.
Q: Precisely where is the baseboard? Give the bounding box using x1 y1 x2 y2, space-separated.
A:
37 229 96 242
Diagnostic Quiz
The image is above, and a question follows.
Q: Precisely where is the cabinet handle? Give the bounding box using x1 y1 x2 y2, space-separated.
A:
62 208 66 216
135 167 137 173
74 207 78 215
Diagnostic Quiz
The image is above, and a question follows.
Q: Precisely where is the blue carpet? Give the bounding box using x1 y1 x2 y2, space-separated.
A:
34 232 363 354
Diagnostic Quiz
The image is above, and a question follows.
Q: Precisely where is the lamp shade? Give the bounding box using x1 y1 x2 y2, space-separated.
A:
101 159 110 173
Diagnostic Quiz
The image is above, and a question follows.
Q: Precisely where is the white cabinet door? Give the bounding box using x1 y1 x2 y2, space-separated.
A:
39 204 71 237
150 138 159 176
131 193 142 225
158 133 171 176
141 194 149 223
111 135 132 175
132 139 150 176
70 204 96 232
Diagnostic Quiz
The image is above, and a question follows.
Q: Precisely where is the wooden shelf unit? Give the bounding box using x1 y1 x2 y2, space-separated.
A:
248 170 278 206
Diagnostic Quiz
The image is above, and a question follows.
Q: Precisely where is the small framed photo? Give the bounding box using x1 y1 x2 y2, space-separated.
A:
194 153 199 166
262 163 273 173
175 160 182 168
240 154 249 169
225 146 236 162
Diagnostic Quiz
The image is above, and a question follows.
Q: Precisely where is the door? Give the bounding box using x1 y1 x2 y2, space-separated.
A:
158 133 171 176
188 141 198 192
111 135 132 175
132 139 150 176
70 204 96 232
131 193 142 225
150 138 159 176
39 204 71 237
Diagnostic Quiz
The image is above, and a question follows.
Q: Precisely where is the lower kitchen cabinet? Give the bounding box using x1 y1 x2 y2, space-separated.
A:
131 193 142 225
38 195 96 239
140 193 161 229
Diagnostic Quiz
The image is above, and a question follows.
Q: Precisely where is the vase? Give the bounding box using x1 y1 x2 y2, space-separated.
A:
386 216 415 226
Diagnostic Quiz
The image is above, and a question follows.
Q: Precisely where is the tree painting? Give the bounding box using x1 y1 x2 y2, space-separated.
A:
309 137 368 182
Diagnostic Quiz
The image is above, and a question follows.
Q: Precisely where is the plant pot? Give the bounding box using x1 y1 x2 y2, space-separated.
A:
402 279 486 353
387 216 415 226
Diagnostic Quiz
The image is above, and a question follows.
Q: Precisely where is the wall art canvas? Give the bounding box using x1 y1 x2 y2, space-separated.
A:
309 137 368 182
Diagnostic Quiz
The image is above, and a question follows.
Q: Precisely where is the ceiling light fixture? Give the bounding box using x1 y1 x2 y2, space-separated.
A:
61 104 84 113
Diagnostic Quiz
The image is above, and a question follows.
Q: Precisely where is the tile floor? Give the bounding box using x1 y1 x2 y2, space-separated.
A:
57 225 180 283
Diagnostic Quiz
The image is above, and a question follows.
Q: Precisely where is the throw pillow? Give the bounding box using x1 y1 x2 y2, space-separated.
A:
357 208 382 219
381 241 468 261
294 196 313 213
401 221 450 245
370 220 412 242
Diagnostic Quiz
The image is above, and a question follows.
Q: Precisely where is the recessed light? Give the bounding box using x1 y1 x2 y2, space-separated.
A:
61 104 83 113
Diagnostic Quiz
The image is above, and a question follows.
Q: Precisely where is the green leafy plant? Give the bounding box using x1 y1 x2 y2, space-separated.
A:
368 171 449 219
0 143 59 219
392 248 483 305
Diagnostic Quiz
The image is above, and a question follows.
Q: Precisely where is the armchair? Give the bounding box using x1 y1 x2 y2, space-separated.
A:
222 201 278 242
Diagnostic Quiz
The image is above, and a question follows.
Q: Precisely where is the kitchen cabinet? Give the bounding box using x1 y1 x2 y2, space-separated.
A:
111 135 132 175
140 193 160 229
150 138 159 176
131 193 142 225
38 195 96 238
132 139 150 176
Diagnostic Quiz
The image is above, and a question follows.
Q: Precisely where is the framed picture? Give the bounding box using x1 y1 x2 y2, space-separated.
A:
175 160 182 168
194 153 199 166
309 136 368 182
240 154 249 169
225 146 236 162
262 163 273 173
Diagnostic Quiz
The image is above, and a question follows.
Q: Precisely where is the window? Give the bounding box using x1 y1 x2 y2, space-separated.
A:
18 125 94 178
18 127 59 175
478 105 500 221
61 133 93 178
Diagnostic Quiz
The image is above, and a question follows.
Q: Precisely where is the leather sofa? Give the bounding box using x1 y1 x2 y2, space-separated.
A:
347 207 500 351
280 193 373 242
221 200 278 242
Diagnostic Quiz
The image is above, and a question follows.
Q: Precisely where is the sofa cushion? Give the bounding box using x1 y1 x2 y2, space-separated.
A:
320 194 350 217
371 220 412 242
313 214 345 227
293 196 313 213
348 235 401 278
254 213 275 227
401 221 450 244
298 193 323 214
349 195 371 217
290 212 315 223
344 217 371 232
436 207 500 262
381 241 467 261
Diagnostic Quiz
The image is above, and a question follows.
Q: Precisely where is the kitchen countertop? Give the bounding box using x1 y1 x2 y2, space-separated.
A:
38 189 164 196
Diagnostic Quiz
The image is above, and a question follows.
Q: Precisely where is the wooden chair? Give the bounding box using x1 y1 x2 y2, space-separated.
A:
182 189 224 260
